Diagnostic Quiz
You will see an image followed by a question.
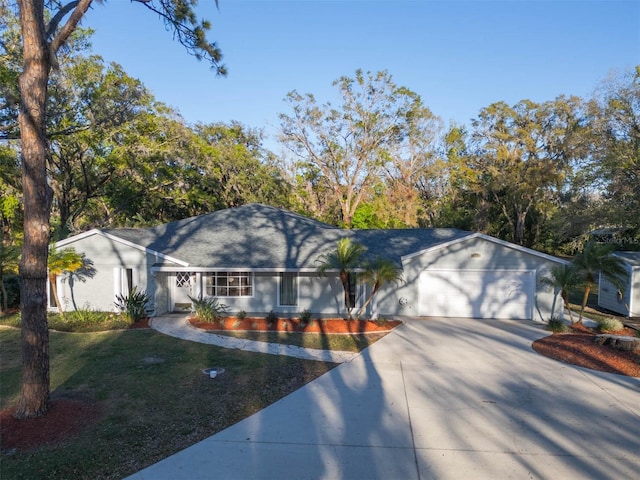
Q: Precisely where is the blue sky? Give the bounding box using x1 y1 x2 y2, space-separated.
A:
86 0 639 148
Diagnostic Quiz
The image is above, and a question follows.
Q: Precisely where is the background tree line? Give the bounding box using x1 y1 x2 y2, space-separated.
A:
2 14 638 256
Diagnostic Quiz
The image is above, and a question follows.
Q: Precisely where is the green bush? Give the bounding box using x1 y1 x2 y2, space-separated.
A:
0 309 131 332
596 317 624 333
0 274 20 309
114 286 154 323
546 317 569 333
0 311 21 327
189 296 228 323
49 310 130 332
374 317 388 326
299 309 312 324
266 310 278 324
237 310 247 320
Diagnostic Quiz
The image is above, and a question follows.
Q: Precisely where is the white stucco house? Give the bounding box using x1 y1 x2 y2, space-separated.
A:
51 204 568 322
598 252 640 317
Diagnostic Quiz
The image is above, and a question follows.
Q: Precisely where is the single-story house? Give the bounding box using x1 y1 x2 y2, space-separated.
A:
52 204 568 322
598 252 640 317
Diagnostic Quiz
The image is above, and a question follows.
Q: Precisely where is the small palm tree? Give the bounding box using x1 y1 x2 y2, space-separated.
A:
355 256 404 319
572 241 627 323
316 238 367 320
540 264 580 324
48 246 84 316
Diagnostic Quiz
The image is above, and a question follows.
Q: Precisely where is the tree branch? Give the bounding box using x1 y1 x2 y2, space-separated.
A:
45 1 80 40
50 0 93 53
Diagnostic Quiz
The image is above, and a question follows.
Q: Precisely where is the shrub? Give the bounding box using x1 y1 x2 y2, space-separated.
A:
546 317 569 333
1 274 20 309
0 309 130 332
299 310 312 323
237 310 247 320
115 286 154 323
0 311 21 328
374 317 388 327
596 317 624 333
299 309 312 324
266 310 278 324
69 304 103 324
189 295 228 323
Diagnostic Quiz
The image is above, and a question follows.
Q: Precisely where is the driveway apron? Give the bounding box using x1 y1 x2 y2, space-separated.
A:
128 317 640 480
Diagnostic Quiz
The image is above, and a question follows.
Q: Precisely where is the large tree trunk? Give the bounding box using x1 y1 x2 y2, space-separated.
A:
16 0 53 418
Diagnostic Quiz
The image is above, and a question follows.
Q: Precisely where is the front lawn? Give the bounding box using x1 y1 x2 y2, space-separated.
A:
0 327 336 479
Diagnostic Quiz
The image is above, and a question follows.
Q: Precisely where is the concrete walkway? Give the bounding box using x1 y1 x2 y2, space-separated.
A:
131 317 640 479
150 314 360 363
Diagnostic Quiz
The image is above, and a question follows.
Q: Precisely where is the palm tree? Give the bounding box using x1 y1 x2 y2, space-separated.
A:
572 241 628 323
316 238 367 319
48 246 84 316
355 256 404 319
540 264 580 324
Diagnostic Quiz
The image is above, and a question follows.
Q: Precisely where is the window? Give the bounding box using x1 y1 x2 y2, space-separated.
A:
49 276 57 308
125 268 133 293
205 272 252 297
279 273 298 306
347 272 357 309
176 272 191 287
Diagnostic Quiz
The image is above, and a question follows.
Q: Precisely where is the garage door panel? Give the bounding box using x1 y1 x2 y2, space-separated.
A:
420 270 534 319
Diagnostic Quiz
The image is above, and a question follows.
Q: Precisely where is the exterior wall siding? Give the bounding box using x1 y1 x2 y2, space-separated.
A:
598 267 637 317
54 234 174 315
192 272 354 318
377 237 563 322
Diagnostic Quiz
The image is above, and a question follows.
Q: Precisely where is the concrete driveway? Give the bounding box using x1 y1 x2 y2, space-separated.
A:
127 318 640 479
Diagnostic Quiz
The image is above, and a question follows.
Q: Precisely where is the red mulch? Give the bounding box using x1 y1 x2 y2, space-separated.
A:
0 398 101 453
532 324 640 377
130 318 150 329
189 317 402 334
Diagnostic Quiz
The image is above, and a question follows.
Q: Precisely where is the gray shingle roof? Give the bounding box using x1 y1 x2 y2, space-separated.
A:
103 204 470 269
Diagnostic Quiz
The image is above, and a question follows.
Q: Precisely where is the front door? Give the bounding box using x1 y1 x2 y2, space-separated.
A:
172 272 193 311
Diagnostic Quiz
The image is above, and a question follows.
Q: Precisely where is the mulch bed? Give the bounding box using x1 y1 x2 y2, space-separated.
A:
532 323 640 377
0 398 101 453
189 317 402 334
129 318 150 329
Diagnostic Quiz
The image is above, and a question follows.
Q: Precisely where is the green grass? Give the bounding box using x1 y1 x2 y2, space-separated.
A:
214 330 389 352
546 317 569 333
0 327 336 479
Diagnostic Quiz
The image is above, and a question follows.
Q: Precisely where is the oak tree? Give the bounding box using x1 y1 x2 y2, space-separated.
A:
280 70 439 228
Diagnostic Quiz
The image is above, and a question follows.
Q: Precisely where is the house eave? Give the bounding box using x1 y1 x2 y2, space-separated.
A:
151 266 332 273
56 229 190 267
400 232 569 265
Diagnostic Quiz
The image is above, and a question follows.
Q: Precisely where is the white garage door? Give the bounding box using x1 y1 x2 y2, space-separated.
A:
419 269 535 319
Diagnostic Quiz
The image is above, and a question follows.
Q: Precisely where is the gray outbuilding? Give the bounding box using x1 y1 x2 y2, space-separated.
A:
598 251 640 317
